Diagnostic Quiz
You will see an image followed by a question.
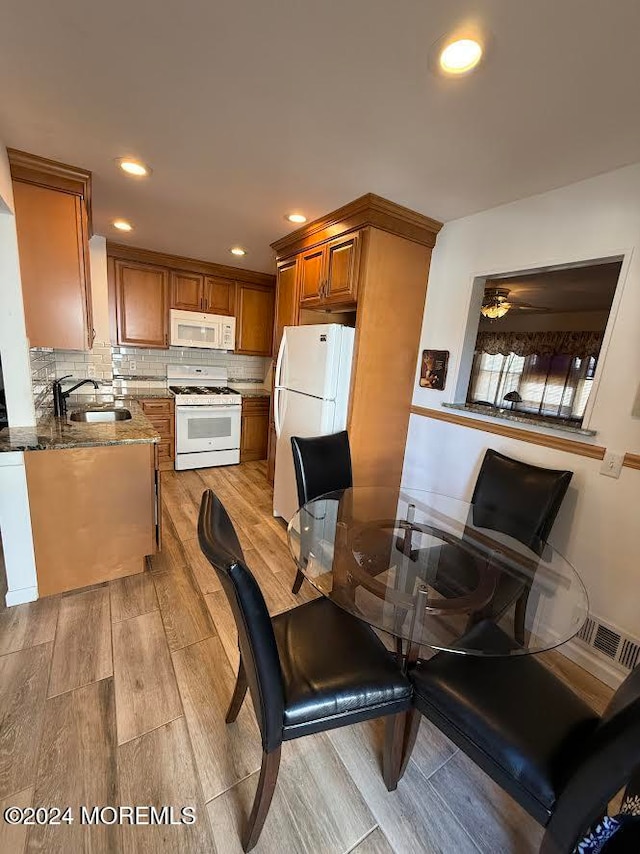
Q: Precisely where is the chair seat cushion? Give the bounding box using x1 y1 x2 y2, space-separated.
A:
410 621 600 820
273 598 412 739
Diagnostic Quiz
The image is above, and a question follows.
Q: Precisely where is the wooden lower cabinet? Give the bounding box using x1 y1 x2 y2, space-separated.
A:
138 397 175 471
25 443 158 596
240 397 270 462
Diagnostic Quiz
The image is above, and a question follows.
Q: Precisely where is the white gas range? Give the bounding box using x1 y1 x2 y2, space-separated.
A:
168 365 242 470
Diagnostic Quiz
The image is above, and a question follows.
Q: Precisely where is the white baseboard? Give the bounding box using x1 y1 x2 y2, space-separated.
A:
557 637 626 690
5 586 38 607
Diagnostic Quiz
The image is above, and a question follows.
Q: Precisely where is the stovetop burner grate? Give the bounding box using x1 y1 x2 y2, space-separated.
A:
169 385 240 396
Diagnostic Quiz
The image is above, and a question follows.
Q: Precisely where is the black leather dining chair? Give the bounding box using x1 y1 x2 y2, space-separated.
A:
290 431 353 594
400 620 640 854
198 488 412 851
421 449 573 638
470 449 573 555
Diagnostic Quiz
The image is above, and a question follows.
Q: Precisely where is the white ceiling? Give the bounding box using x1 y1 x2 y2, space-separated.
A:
1 1 639 272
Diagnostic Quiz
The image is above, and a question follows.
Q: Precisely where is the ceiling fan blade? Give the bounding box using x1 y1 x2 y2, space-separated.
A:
510 303 551 312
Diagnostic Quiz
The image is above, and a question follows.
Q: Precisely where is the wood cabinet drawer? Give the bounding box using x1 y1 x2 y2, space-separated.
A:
139 398 174 415
157 439 174 461
241 397 270 413
144 414 174 438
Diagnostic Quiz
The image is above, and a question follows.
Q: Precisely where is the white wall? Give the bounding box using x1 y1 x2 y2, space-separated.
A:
404 164 640 649
89 234 111 343
0 142 35 426
0 142 38 604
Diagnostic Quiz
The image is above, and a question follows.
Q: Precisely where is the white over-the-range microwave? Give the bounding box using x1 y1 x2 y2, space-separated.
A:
170 309 236 350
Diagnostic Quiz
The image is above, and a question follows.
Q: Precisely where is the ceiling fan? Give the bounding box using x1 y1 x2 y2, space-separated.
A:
480 287 550 319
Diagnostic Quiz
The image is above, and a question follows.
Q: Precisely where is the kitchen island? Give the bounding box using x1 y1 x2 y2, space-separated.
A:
0 400 161 597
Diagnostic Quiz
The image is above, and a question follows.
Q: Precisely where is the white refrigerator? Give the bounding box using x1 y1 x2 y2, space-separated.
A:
273 324 356 522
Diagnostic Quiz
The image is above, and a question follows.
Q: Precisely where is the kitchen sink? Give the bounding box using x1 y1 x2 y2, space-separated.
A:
69 408 132 423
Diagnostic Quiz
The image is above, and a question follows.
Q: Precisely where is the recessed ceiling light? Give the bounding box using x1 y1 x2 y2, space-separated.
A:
230 246 247 257
118 158 151 177
113 219 133 232
286 213 307 224
439 38 483 75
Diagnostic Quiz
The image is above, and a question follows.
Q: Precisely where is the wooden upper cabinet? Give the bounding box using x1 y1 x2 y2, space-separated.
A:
235 283 274 356
299 246 326 305
324 232 360 305
204 276 235 315
297 232 361 309
273 257 299 356
107 242 275 349
114 260 169 348
170 271 235 314
170 271 204 311
10 151 93 351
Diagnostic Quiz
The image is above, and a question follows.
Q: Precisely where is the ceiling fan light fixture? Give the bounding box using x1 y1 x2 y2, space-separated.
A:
481 287 511 319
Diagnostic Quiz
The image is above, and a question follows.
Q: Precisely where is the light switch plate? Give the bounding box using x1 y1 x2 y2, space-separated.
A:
600 451 624 479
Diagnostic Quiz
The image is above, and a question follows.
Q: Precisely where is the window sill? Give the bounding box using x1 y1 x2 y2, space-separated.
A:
441 403 597 437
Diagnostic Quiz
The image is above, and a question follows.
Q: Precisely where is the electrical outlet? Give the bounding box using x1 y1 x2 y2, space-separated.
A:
87 363 98 379
600 451 624 479
129 361 137 372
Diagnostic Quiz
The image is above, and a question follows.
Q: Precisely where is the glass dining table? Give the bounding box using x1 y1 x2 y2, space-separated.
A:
287 487 588 661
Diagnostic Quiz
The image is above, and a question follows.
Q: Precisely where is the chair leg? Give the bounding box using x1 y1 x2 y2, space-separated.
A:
398 708 421 780
292 568 305 594
383 712 406 791
226 657 248 723
242 746 281 852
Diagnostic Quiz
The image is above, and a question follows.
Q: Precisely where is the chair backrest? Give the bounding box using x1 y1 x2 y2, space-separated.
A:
542 666 640 854
471 449 572 555
291 431 353 508
198 489 285 752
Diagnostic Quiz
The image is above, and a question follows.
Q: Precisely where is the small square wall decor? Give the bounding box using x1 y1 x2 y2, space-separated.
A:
419 349 449 390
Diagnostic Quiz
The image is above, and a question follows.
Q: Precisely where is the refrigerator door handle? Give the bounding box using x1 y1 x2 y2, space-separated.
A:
274 387 283 438
275 332 286 390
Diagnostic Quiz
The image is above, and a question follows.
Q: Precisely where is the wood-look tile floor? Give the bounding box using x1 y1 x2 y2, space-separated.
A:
0 461 615 854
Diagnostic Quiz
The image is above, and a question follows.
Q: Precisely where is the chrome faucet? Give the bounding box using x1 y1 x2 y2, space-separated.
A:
52 375 100 418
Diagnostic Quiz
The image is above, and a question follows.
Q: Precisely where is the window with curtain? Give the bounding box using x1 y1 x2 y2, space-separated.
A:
468 350 597 422
463 259 621 429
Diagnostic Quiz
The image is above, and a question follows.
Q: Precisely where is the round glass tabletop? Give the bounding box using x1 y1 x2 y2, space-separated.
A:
287 487 588 657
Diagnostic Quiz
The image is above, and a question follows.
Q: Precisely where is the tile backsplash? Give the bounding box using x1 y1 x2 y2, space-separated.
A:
112 346 269 382
30 343 270 415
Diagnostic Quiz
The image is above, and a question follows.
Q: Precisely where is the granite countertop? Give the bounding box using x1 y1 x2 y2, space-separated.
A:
116 389 175 400
0 400 161 453
441 402 597 437
235 389 271 399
